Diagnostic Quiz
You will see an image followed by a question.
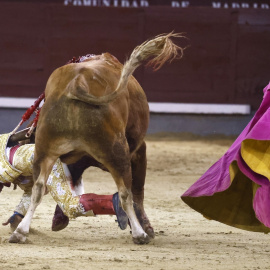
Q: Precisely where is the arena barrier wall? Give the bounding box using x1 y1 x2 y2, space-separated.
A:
0 1 270 112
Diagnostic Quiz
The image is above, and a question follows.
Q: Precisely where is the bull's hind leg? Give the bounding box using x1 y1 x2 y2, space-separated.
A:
131 141 155 238
101 139 150 244
9 157 56 243
112 170 150 244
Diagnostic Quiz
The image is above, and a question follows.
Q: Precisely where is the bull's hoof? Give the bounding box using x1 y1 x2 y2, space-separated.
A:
132 234 150 245
145 225 155 239
9 231 26 243
133 203 154 238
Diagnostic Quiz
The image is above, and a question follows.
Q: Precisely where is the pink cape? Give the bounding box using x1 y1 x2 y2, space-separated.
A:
181 82 270 232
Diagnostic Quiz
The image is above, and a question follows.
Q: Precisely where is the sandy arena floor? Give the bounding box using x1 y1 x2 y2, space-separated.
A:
0 133 270 270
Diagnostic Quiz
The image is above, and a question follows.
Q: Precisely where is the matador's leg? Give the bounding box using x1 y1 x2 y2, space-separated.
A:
48 160 128 230
2 143 35 231
51 163 85 231
2 178 33 231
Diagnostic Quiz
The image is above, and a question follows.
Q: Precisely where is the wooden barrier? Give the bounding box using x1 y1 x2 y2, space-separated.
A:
0 2 269 109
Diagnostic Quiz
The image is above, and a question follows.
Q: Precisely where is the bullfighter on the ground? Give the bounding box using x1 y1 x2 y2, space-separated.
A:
0 132 129 231
182 82 270 233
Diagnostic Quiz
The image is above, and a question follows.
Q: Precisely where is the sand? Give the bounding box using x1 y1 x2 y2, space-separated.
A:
0 133 269 270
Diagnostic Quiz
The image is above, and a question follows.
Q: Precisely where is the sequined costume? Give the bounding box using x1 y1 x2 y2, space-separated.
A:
0 132 129 232
0 133 93 219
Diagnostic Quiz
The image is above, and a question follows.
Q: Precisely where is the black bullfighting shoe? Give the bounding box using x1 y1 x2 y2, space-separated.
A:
2 211 24 232
112 192 129 230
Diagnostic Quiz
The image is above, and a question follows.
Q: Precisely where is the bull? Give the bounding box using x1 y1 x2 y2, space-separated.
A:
9 33 185 244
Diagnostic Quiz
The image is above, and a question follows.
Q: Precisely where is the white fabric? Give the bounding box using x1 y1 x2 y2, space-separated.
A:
6 147 11 161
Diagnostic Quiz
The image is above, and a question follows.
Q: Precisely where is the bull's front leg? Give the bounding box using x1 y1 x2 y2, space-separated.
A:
9 181 44 243
131 141 155 238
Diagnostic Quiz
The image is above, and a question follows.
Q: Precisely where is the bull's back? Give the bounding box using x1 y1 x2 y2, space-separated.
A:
39 54 148 150
45 57 121 99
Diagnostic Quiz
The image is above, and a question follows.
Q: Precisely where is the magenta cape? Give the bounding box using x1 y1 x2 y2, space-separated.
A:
181 82 270 233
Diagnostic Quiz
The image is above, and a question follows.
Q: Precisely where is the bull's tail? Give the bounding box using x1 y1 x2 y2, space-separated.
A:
67 32 186 105
116 32 185 94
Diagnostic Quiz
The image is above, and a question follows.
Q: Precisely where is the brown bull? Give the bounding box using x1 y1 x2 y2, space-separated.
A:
10 33 185 244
